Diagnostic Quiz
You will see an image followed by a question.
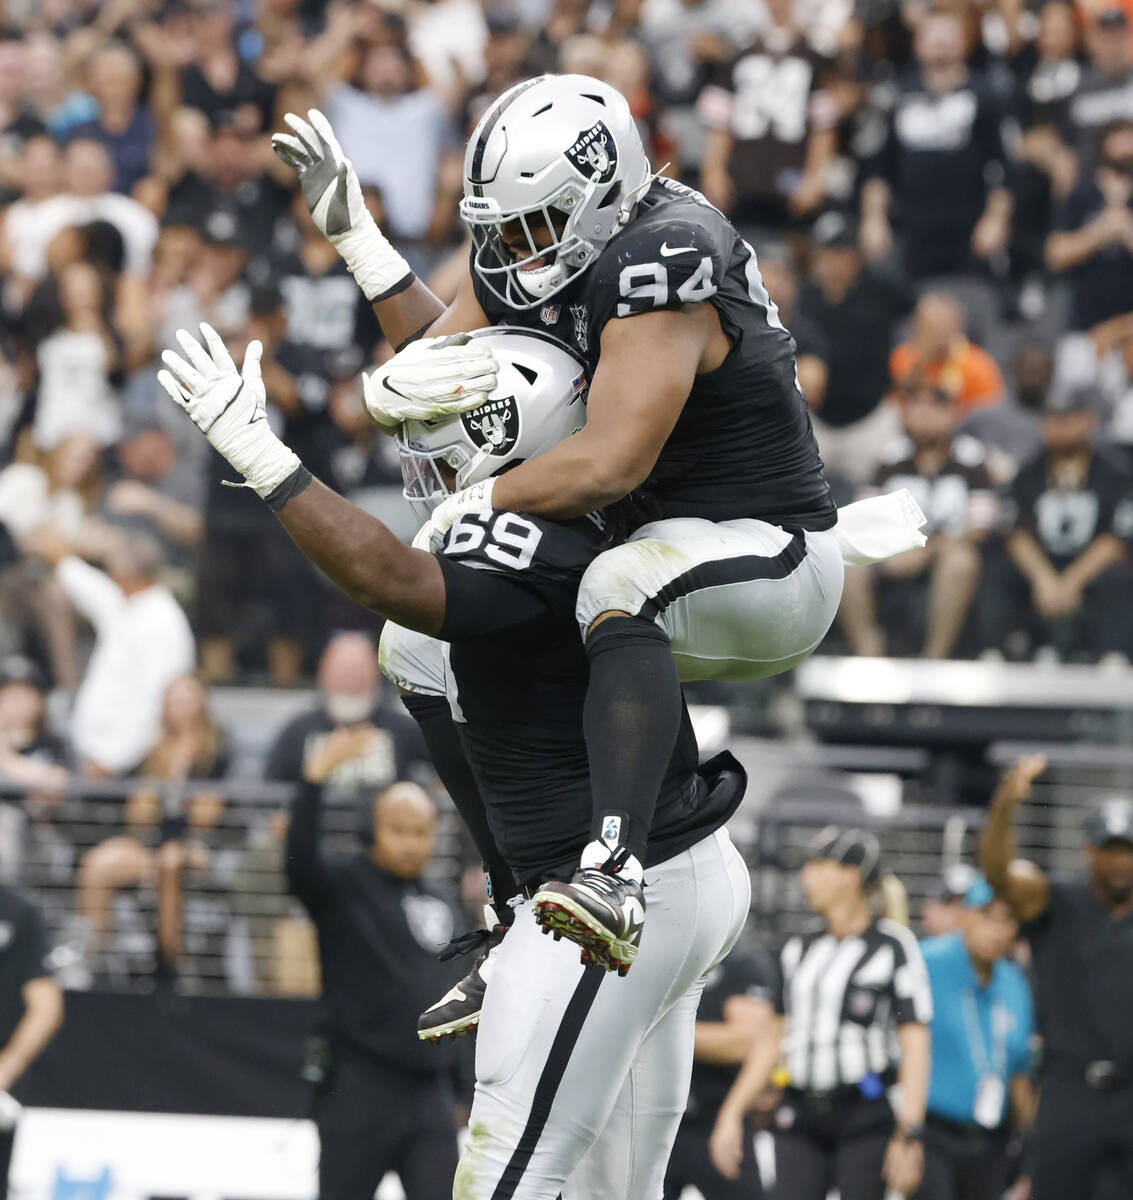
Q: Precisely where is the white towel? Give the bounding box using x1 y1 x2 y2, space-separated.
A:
835 489 927 566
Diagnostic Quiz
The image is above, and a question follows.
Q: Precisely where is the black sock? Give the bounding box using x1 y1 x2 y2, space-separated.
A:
583 616 682 863
401 692 519 914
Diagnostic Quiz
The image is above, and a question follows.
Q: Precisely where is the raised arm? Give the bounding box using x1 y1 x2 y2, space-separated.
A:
157 325 446 635
271 109 489 351
980 755 1051 922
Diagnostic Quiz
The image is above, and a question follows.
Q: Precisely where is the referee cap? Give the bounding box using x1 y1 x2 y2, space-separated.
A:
1084 797 1133 848
810 826 883 888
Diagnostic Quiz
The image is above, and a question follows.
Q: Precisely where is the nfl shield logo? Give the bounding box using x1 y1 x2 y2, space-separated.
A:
540 303 560 325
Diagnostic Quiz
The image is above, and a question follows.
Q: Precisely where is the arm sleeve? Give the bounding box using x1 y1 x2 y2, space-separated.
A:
886 923 934 1025
55 556 125 632
400 692 520 911
284 778 331 912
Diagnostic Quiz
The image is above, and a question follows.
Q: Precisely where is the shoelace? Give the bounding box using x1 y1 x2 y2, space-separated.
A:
437 924 505 962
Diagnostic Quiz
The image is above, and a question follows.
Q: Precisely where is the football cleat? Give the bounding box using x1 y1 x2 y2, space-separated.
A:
532 851 645 975
417 923 506 1042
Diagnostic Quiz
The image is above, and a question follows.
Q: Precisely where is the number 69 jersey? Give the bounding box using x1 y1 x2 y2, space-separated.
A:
470 176 837 532
429 508 741 890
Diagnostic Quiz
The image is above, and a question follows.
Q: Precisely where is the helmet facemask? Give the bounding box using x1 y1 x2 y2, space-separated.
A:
394 327 589 526
462 175 613 310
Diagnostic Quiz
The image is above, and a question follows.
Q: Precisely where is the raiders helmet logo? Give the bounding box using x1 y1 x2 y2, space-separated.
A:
564 122 618 184
462 395 519 455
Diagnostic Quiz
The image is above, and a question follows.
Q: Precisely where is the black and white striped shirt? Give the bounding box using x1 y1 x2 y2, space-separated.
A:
773 919 933 1092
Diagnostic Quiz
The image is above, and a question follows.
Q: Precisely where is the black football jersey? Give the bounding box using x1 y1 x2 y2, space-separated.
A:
471 177 836 531
435 509 742 887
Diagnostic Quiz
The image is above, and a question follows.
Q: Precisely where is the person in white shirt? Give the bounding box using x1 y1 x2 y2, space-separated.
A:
47 530 194 775
15 138 158 283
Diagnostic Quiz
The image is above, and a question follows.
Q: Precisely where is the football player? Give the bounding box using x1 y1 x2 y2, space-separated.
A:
270 77 892 971
158 322 752 1199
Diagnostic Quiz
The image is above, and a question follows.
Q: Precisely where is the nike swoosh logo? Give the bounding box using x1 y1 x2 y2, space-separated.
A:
659 243 697 257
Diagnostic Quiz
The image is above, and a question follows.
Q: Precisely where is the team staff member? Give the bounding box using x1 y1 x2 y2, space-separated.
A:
981 756 1133 1200
663 946 779 1199
916 875 1035 1200
710 828 932 1200
286 728 459 1200
0 884 64 1200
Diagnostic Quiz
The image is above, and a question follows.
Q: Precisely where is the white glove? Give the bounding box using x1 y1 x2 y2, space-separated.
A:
411 479 497 552
272 109 412 302
158 324 301 499
364 334 499 431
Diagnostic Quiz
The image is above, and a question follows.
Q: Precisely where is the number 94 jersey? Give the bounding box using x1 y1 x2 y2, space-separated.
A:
470 176 836 531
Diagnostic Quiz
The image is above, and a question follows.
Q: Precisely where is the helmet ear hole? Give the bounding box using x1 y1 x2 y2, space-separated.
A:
597 182 622 210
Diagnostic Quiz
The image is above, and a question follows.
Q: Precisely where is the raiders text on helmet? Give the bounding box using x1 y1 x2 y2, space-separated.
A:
459 75 653 310
397 328 588 524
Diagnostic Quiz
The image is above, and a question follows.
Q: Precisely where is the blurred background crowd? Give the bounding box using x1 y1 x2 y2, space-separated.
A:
0 0 1129 1022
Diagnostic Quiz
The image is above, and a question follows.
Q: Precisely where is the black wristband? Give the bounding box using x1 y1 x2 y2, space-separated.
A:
896 1123 925 1142
264 465 313 512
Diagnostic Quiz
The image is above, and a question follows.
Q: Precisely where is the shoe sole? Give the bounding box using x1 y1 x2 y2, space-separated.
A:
417 1011 480 1042
531 891 637 975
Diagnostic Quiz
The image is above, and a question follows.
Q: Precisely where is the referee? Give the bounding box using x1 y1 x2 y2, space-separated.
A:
981 756 1133 1200
711 827 932 1200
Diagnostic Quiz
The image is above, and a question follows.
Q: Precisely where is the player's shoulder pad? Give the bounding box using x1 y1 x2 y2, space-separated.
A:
590 210 725 321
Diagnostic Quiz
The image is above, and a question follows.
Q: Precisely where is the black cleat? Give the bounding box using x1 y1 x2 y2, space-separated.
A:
417 924 506 1042
532 865 645 974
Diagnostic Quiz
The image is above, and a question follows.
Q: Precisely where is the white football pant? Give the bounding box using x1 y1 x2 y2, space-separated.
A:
455 827 751 1200
574 518 844 681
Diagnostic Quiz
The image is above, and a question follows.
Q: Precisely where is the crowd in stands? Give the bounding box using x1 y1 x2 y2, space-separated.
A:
3 0 1133 979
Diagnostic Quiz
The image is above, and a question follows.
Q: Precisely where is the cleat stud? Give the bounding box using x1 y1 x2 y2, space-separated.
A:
553 931 562 941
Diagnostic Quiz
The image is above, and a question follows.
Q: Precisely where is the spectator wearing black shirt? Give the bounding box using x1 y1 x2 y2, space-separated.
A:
841 380 997 659
0 884 63 1200
286 727 459 1200
264 632 428 798
663 947 779 1199
1047 119 1133 332
0 657 67 794
999 387 1133 659
797 212 914 483
178 0 277 136
270 194 381 490
164 119 291 260
861 11 1013 283
698 0 837 235
1063 9 1133 168
1010 2 1081 282
68 42 156 197
981 756 1133 1200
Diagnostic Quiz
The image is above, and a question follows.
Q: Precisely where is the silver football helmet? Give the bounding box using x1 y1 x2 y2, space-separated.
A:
396 328 587 524
460 74 653 310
